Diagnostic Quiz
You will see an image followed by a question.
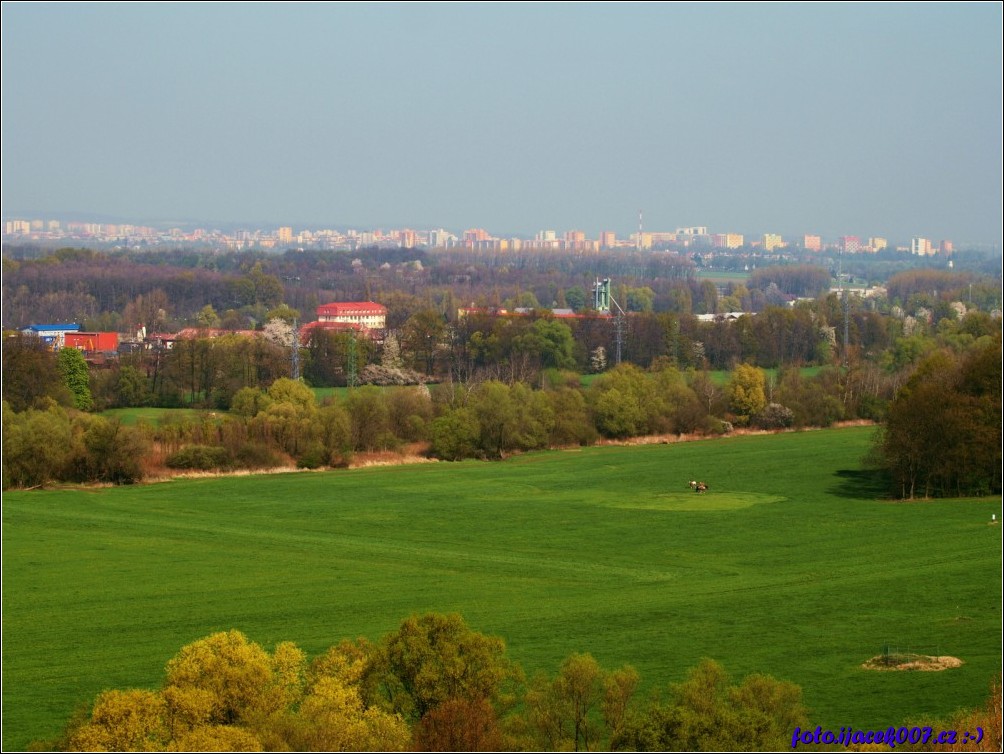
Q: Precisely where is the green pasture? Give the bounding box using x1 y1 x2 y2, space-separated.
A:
311 386 349 402
99 407 203 426
707 365 823 386
3 427 1001 749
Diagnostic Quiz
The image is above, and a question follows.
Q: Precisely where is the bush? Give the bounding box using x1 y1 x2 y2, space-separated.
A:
68 415 148 484
296 443 329 470
166 445 231 471
752 403 795 430
231 443 285 470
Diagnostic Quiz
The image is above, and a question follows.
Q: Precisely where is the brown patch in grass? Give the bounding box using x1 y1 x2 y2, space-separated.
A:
862 654 964 671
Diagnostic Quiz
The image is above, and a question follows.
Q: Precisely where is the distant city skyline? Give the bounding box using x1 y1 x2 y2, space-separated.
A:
2 214 967 259
2 3 1001 245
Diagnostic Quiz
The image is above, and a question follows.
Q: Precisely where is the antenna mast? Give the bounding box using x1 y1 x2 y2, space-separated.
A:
593 277 627 364
637 209 643 251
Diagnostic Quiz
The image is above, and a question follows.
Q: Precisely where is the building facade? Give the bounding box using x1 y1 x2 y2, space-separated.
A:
316 302 387 330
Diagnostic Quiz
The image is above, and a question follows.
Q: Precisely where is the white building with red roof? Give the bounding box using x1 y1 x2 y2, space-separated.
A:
300 301 387 344
316 301 387 330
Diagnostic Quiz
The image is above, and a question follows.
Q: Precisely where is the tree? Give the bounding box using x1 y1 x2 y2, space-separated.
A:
514 318 576 371
370 613 522 723
291 675 410 751
429 408 480 461
1 332 69 411
345 385 394 451
162 630 305 730
589 364 659 438
265 303 301 324
196 304 221 328
69 414 149 484
1 401 74 489
230 386 273 418
266 377 316 411
114 364 153 408
67 689 169 752
262 317 295 349
565 286 587 312
57 346 93 411
402 309 447 375
523 653 638 752
470 381 517 458
545 386 596 447
613 659 807 751
413 697 503 752
879 339 1001 498
727 363 767 424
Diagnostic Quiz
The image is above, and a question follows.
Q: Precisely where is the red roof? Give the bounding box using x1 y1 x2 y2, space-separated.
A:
316 301 386 316
299 320 368 344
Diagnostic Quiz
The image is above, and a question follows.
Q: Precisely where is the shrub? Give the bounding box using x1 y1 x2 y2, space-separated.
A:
296 443 329 470
166 445 231 471
752 403 795 430
231 443 286 470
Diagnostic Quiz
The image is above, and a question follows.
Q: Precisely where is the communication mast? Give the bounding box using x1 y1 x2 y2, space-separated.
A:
593 277 628 364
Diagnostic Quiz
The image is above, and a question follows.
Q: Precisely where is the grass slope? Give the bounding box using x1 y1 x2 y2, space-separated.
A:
3 427 1000 749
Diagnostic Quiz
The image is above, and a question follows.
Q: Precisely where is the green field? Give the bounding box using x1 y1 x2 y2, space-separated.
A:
99 407 203 426
3 427 1000 749
707 365 824 386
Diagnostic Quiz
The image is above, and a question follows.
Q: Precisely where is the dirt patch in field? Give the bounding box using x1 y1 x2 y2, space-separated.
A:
862 654 963 671
348 446 437 469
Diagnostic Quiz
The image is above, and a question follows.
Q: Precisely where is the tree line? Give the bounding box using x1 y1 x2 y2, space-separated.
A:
3 321 1000 500
41 612 810 752
38 612 1002 752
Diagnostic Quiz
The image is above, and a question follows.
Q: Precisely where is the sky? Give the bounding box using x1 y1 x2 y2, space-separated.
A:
2 2 1002 245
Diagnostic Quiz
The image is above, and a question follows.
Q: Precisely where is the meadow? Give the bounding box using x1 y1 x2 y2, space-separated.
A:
2 426 1000 749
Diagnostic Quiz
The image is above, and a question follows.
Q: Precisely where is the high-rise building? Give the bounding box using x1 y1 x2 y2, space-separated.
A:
803 234 822 251
939 240 953 254
911 237 935 256
868 237 888 252
464 228 491 243
630 232 653 250
277 226 293 244
840 236 861 253
762 233 783 252
598 231 616 248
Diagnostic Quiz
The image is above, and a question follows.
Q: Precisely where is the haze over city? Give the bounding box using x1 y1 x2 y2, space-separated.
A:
2 2 1001 245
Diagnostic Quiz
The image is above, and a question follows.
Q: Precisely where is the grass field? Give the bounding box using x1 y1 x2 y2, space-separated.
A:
3 426 1001 749
100 407 203 426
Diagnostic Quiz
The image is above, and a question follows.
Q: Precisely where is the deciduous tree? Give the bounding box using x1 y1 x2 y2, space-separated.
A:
57 346 93 411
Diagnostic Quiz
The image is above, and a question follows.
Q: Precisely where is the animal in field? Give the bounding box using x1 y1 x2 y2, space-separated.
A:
689 480 708 493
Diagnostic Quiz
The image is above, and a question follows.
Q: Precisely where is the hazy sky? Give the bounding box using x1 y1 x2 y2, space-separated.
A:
2 2 1001 244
